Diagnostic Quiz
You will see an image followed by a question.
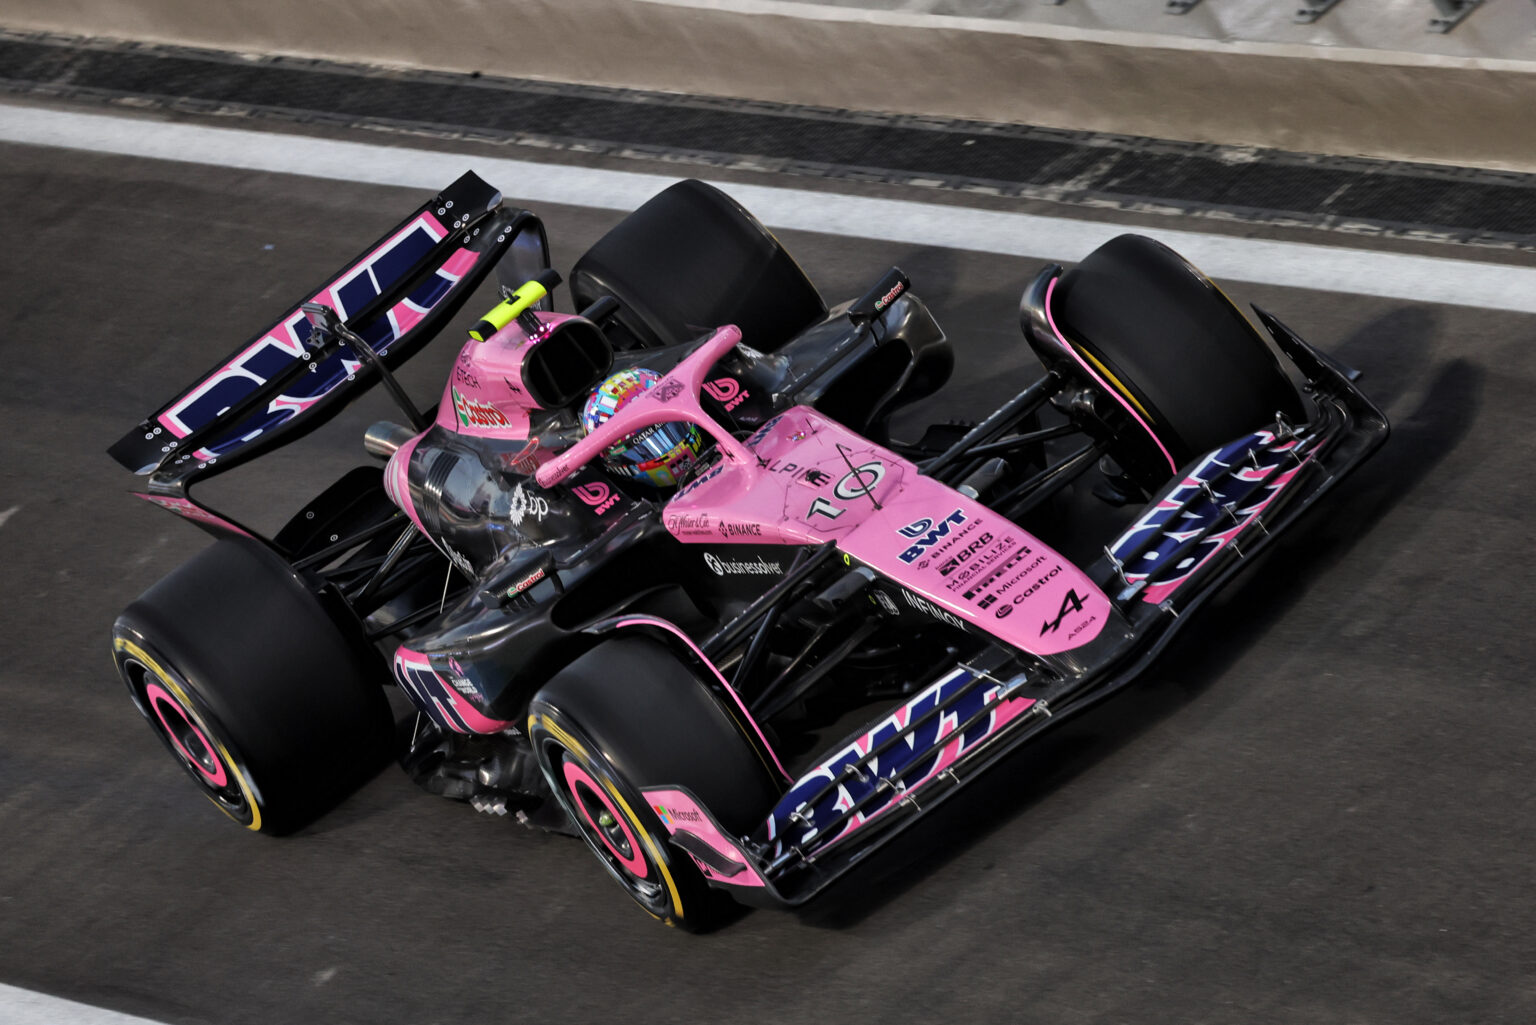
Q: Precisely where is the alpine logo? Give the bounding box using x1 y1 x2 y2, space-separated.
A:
897 510 967 564
1040 588 1086 636
704 377 750 412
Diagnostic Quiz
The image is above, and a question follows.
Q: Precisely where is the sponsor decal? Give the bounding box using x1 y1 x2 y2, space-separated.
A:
703 553 782 576
650 379 684 403
453 353 481 389
744 414 784 448
133 493 252 537
872 590 900 616
158 214 448 459
897 510 967 564
652 804 703 825
902 589 965 630
761 460 833 487
719 521 764 538
873 279 906 312
937 532 996 577
1040 589 1088 636
768 666 1033 849
1109 430 1308 602
505 567 545 597
962 550 1045 600
501 437 541 475
441 541 474 576
677 464 724 497
573 481 620 515
1010 563 1062 605
994 603 1014 619
453 388 510 429
704 377 751 412
667 512 713 535
506 482 550 526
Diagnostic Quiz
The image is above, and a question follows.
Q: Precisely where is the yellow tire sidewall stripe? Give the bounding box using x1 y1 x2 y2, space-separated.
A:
1079 347 1156 424
532 713 685 922
114 636 263 832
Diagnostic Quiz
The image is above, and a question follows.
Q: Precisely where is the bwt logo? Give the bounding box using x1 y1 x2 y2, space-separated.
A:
897 510 967 563
160 216 446 460
573 481 620 515
704 377 750 412
769 667 1031 850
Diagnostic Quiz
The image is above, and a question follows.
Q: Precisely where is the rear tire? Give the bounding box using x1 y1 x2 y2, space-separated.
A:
1047 234 1305 490
570 179 826 352
112 538 396 835
528 636 781 930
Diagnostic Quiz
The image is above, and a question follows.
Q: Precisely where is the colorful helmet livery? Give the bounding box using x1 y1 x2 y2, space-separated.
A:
581 368 703 487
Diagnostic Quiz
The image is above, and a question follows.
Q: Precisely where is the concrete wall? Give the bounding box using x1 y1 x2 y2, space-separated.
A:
6 0 1535 170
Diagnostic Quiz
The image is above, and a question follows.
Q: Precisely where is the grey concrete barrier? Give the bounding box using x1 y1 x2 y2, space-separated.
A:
4 0 1535 170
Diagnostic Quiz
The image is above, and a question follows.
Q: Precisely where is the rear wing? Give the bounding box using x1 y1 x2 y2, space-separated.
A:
108 171 548 484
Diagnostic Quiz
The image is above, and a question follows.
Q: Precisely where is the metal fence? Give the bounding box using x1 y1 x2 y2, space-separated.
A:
1039 0 1496 35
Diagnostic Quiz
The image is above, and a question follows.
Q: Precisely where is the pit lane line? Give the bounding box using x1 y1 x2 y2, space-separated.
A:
3 103 1536 316
0 983 172 1025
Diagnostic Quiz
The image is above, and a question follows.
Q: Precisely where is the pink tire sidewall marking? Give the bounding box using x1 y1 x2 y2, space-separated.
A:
562 759 649 879
144 681 230 789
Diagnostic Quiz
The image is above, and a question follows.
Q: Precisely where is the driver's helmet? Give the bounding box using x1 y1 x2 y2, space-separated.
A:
581 368 704 487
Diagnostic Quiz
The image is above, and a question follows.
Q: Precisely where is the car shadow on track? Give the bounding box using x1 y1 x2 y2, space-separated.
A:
792 307 1483 930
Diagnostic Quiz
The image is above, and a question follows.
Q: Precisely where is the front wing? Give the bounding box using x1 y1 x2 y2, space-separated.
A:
644 311 1389 908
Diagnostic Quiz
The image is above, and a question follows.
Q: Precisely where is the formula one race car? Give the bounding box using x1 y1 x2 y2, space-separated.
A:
109 172 1387 929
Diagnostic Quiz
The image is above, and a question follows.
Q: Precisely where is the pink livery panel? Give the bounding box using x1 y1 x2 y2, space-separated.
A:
640 787 768 888
663 406 1111 657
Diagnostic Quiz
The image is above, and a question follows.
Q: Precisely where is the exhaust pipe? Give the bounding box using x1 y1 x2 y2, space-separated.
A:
364 421 419 459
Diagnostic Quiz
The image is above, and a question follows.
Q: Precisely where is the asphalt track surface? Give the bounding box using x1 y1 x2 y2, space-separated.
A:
1 136 1534 1025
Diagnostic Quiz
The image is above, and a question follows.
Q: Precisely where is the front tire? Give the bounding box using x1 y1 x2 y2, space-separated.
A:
1044 234 1306 490
528 636 781 930
113 538 396 835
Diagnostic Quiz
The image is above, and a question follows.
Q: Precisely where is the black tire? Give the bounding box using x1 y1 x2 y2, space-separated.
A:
527 636 781 931
112 537 396 835
570 179 826 352
1049 234 1305 489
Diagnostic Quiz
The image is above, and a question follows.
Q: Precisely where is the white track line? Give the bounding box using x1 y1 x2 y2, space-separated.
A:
2 103 1535 314
0 983 171 1025
0 506 17 531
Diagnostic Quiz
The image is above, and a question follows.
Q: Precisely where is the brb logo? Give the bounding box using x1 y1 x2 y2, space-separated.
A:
704 377 750 412
896 510 967 563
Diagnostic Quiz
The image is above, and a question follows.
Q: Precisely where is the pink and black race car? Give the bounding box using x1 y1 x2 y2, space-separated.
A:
109 173 1387 929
